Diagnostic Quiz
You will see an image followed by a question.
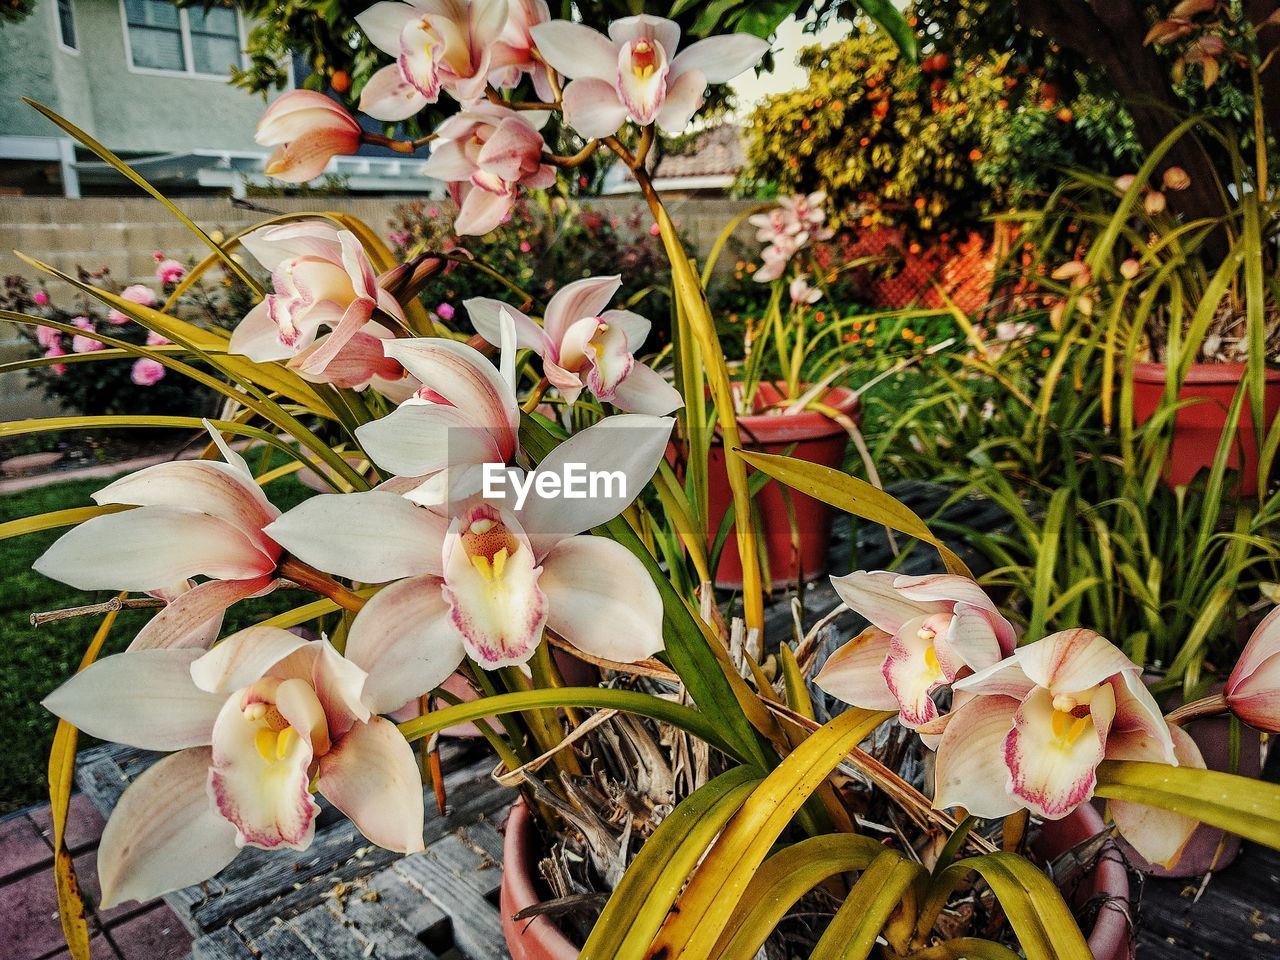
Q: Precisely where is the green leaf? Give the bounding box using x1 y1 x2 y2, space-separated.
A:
1095 760 1280 850
809 850 924 960
856 0 919 61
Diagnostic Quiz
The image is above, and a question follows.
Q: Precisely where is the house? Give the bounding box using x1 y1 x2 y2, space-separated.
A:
0 0 439 196
602 123 745 198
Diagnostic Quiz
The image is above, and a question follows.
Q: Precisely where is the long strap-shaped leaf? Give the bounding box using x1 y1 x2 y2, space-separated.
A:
916 852 1092 960
24 98 263 296
808 851 925 960
0 504 131 542
713 833 887 960
1096 760 1280 849
646 707 893 959
736 449 973 577
49 598 122 958
581 767 762 960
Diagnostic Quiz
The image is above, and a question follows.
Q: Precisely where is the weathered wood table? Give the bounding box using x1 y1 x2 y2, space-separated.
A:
74 480 1280 958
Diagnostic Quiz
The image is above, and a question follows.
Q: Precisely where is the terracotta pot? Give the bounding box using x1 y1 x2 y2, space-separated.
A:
704 382 859 590
1131 361 1280 495
501 800 579 960
501 799 1132 960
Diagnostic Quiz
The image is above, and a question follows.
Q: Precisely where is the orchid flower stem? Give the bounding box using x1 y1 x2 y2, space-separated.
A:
632 125 655 171
277 557 367 612
463 665 536 766
545 139 601 168
498 665 571 770
483 89 560 111
1164 693 1230 725
360 132 436 154
29 596 163 627
521 377 550 413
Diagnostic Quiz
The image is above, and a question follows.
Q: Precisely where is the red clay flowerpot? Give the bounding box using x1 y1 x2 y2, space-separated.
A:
1131 362 1280 495
706 383 859 590
501 798 1132 960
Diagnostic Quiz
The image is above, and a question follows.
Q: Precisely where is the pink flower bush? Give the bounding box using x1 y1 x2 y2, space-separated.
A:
131 358 167 386
423 103 554 236
1225 605 1280 732
530 14 768 138
466 275 682 414
815 572 1016 726
42 627 425 906
70 317 103 354
356 0 513 120
257 91 362 183
108 284 159 324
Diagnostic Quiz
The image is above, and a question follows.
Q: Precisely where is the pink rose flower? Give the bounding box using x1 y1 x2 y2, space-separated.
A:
146 330 172 347
156 259 186 285
436 303 455 321
33 290 49 306
130 358 167 386
44 342 67 375
36 326 61 349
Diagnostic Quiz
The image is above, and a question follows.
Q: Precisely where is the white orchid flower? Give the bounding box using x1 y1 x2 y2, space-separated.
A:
465 275 682 414
34 425 282 651
42 628 425 907
530 14 768 138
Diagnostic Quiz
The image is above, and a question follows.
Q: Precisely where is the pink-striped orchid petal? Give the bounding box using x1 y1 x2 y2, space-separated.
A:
274 677 332 756
42 649 224 751
655 67 705 133
131 574 277 652
608 361 683 415
830 570 948 634
938 603 1007 675
356 400 503 478
309 639 372 738
608 13 680 54
813 625 899 712
560 78 630 139
138 579 225 652
528 20 617 81
598 308 650 349
1107 724 1203 867
241 222 343 272
931 694 1024 819
543 357 585 404
345 575 465 714
34 506 276 592
295 297 375 376
398 17 447 99
1106 670 1177 765
516 414 675 558
208 692 320 850
669 33 770 84
952 657 1036 700
582 320 635 401
294 328 407 389
265 491 448 583
1005 682 1116 819
355 1 419 56
465 298 553 355
256 92 361 183
441 505 547 668
882 613 955 727
539 535 663 662
615 38 669 125
228 301 286 361
383 338 519 456
1015 628 1138 694
94 459 279 542
1226 605 1280 732
360 63 432 121
476 116 547 182
190 626 312 694
317 716 426 853
894 574 1017 655
97 747 239 909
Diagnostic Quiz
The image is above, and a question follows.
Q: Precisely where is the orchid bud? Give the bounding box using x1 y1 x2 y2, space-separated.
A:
257 91 361 183
1051 260 1089 283
1226 608 1280 733
1162 166 1191 191
1114 174 1138 192
1144 190 1168 215
1120 258 1141 280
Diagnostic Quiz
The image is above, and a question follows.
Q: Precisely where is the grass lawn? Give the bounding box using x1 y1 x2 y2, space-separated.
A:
0 462 318 814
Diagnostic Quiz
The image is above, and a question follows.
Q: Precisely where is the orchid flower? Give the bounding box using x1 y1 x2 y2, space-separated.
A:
34 425 281 651
925 629 1199 866
466 276 682 414
229 222 410 396
489 0 553 99
356 0 512 121
256 91 362 183
789 276 821 306
815 572 1016 727
266 409 672 682
1226 605 1280 732
42 628 425 907
750 192 833 283
422 103 556 236
530 14 768 139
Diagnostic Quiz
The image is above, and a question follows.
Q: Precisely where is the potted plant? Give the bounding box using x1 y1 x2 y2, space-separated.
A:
10 5 1280 960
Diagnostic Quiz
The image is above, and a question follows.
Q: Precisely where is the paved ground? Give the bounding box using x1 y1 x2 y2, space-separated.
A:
1 793 192 960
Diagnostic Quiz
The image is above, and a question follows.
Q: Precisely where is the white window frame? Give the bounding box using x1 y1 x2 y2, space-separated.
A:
53 0 80 55
118 0 248 81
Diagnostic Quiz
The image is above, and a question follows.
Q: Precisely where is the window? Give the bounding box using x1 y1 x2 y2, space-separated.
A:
122 0 243 76
56 0 78 51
